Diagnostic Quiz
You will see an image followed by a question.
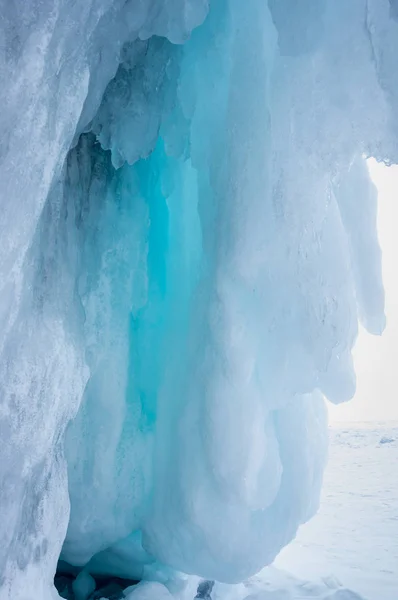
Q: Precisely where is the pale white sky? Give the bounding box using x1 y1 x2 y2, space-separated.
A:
329 159 398 423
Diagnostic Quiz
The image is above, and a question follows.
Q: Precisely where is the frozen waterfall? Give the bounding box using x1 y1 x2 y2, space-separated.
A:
0 1 396 599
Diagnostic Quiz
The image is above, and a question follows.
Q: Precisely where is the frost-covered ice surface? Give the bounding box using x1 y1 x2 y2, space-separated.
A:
277 423 398 600
0 1 398 599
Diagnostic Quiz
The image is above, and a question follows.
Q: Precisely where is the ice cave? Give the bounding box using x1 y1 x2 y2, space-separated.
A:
0 1 397 599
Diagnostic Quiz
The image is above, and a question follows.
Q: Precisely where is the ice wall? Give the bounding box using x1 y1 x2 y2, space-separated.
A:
0 1 397 599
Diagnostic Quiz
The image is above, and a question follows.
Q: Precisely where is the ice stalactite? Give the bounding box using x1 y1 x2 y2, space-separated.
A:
0 1 397 599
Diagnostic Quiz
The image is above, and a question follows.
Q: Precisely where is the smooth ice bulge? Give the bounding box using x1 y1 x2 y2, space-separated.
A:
0 1 396 599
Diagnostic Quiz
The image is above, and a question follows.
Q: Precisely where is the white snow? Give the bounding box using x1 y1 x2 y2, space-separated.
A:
277 422 398 600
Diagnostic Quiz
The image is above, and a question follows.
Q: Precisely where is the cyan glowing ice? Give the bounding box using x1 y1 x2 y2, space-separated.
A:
0 1 396 599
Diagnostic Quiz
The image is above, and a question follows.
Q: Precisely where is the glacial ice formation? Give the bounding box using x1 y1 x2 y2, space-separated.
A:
0 0 396 599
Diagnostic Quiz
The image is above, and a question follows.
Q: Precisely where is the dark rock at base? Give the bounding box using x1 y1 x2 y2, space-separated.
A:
195 580 214 600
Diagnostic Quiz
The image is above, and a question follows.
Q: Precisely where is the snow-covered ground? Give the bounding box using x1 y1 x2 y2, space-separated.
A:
276 422 398 600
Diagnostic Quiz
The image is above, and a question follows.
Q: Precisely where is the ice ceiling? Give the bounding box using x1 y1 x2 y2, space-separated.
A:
0 1 397 599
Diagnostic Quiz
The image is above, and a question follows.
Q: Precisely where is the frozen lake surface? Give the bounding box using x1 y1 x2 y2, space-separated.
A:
276 422 398 600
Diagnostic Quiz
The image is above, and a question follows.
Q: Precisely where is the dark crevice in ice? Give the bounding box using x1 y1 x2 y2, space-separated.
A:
55 566 215 600
55 561 139 600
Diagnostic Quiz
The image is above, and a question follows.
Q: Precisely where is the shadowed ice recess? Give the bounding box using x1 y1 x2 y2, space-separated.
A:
0 1 397 599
